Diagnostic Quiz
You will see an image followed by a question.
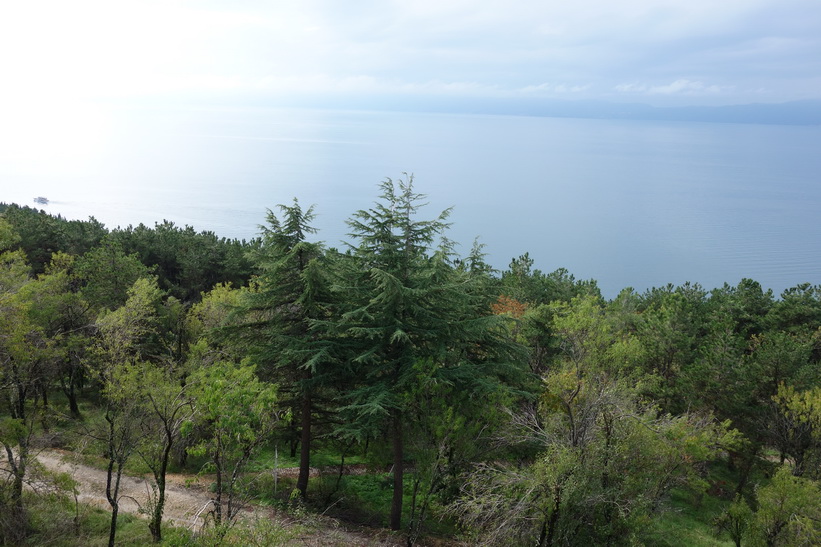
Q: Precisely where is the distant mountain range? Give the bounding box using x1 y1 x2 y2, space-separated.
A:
342 96 821 126
151 92 821 126
529 99 821 125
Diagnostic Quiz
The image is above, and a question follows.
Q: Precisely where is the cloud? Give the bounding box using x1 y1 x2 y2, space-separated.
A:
614 83 648 93
520 83 591 95
249 75 593 99
650 80 728 95
615 79 730 96
1 0 820 107
249 74 504 97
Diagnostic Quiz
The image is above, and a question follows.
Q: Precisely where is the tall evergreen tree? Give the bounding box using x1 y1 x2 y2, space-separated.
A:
338 176 524 531
240 200 336 497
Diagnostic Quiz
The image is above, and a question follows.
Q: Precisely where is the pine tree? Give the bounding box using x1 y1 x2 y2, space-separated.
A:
240 200 336 497
338 176 524 531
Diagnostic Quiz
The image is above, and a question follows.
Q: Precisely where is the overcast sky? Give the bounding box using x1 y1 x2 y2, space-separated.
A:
2 0 820 110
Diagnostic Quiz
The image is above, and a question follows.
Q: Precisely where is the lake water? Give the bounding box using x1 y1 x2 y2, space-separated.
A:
2 104 820 298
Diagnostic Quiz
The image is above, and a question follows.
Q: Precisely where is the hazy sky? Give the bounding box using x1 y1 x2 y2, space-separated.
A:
1 0 820 110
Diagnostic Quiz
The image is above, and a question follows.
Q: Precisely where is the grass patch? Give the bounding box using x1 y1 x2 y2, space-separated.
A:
644 487 735 547
16 490 162 546
14 489 302 546
251 442 371 472
642 459 774 547
311 471 457 538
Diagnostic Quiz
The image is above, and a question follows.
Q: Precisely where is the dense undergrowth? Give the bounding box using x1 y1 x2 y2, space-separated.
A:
21 392 774 546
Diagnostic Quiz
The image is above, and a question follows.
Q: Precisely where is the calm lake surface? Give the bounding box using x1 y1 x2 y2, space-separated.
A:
2 105 820 298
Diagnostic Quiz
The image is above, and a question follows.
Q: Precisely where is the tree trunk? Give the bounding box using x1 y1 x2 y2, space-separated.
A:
40 384 49 410
64 363 81 419
108 505 119 547
213 453 223 526
542 485 562 547
390 412 404 531
148 435 173 543
0 444 27 543
734 445 759 498
105 410 127 547
106 459 123 547
296 389 312 497
67 386 81 419
538 519 549 547
6 442 27 513
149 483 165 542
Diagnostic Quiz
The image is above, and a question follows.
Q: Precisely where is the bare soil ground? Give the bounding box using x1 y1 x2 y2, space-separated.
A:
15 449 407 546
35 450 211 530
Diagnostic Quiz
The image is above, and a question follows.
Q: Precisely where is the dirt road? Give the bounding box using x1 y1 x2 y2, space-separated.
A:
35 450 212 531
30 450 400 545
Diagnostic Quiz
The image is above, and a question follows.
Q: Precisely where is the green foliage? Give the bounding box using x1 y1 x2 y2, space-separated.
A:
775 384 821 428
0 247 57 541
106 361 195 541
768 283 821 334
235 199 337 497
108 220 256 302
710 278 774 339
4 191 821 546
188 362 282 457
92 277 165 368
187 283 243 340
500 253 601 305
188 516 302 546
771 384 821 478
748 466 821 546
0 216 21 252
75 239 152 312
16 490 157 546
452 287 741 547
0 203 106 274
337 175 526 532
186 360 285 526
186 282 251 370
715 495 754 547
455 385 738 546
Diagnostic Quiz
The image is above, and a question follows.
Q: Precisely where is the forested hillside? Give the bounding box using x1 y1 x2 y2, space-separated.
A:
1 178 820 546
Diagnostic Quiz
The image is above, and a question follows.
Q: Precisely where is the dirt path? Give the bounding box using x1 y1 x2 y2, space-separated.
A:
35 450 212 531
31 450 401 545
